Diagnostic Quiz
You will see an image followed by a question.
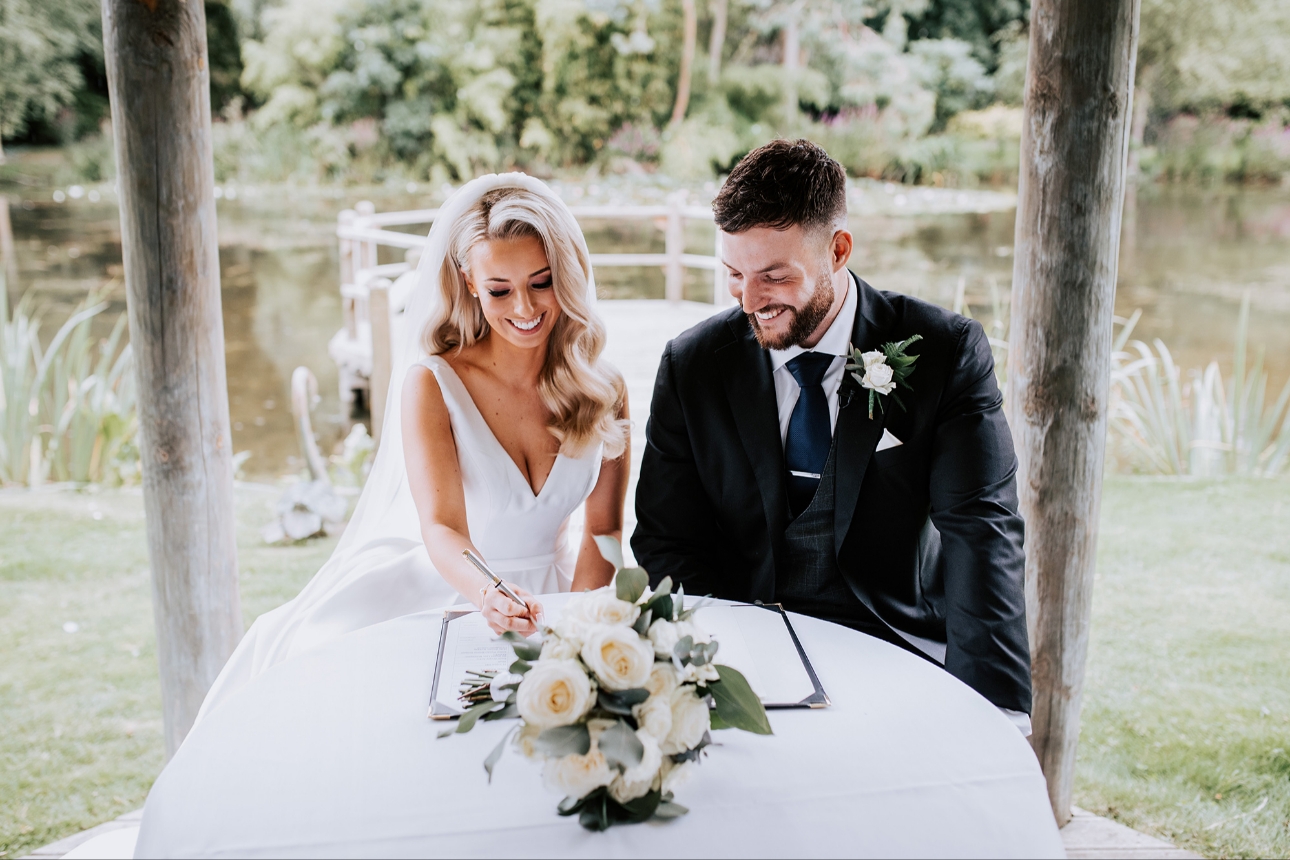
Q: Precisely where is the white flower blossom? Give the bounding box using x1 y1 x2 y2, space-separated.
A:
661 686 710 755
608 732 663 803
580 624 654 691
861 360 896 395
861 349 885 369
489 672 523 702
542 745 615 799
516 659 595 729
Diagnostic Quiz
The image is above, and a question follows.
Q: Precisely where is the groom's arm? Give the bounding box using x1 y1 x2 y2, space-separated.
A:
927 319 1032 715
631 342 725 595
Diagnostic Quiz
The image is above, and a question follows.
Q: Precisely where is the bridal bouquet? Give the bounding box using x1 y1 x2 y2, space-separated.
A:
445 565 772 831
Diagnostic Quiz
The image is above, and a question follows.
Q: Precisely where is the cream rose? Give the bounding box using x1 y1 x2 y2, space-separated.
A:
662 759 695 795
661 686 711 755
580 624 654 691
860 349 885 369
643 662 678 699
679 660 720 685
539 636 580 661
514 723 542 759
632 693 673 741
515 659 595 729
862 361 896 395
542 747 615 799
646 619 679 657
608 732 663 803
674 619 711 645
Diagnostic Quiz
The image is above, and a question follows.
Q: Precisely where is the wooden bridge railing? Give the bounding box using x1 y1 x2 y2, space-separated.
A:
331 190 730 440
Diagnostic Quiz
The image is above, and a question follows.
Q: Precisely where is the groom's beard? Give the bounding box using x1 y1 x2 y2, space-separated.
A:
747 271 834 351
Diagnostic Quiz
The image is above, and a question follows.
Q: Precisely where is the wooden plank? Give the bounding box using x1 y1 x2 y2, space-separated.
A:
664 192 686 301
0 193 18 288
1006 0 1142 825
100 0 242 757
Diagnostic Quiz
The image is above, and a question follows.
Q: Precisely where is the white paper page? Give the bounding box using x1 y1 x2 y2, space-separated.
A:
433 613 516 715
693 605 818 705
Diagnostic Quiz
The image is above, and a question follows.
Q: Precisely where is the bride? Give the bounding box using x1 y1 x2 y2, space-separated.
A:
198 173 629 719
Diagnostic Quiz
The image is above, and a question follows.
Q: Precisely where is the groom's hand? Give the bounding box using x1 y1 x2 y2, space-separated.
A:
481 584 542 637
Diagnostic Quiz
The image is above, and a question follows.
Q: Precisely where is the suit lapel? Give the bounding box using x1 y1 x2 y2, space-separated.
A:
716 317 786 600
833 274 895 556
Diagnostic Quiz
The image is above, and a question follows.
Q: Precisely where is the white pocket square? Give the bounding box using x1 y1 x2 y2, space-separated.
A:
875 429 903 452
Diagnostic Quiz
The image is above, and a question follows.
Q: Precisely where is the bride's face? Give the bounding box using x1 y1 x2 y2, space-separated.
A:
464 235 562 350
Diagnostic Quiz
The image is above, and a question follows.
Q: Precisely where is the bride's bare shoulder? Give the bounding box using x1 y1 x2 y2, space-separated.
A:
402 361 448 417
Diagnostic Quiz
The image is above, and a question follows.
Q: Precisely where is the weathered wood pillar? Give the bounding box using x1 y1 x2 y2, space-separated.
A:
101 0 242 757
1007 0 1141 824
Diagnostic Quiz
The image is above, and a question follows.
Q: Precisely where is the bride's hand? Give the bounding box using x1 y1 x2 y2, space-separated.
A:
480 584 543 637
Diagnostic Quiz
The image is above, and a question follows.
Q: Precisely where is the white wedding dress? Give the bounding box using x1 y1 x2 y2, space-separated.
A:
195 173 605 723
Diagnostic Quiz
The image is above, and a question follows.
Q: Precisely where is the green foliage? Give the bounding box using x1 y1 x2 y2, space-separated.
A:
0 0 101 141
1145 113 1290 185
0 282 138 487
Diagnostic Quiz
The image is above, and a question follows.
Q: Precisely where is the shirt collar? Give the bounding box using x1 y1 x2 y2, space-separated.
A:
768 276 858 371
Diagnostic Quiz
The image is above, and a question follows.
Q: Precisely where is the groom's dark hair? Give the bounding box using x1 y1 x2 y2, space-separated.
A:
713 139 847 235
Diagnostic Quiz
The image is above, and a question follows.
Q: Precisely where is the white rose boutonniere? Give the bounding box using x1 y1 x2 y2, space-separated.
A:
847 335 923 420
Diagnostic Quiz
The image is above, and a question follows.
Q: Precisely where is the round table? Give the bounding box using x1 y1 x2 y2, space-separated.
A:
135 596 1063 858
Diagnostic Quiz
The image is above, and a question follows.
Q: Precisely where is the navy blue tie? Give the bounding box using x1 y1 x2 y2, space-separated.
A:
784 352 835 517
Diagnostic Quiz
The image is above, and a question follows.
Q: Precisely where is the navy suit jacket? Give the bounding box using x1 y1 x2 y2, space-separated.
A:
631 274 1032 713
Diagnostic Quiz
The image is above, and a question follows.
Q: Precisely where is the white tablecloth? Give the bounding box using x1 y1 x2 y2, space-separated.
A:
135 596 1063 858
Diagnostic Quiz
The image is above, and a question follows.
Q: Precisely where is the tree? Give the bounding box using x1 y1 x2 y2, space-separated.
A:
0 0 102 158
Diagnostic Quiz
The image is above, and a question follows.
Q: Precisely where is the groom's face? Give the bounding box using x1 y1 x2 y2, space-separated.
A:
721 224 851 351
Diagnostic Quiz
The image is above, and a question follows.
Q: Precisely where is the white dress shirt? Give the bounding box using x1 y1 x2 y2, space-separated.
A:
766 279 1032 737
768 278 858 444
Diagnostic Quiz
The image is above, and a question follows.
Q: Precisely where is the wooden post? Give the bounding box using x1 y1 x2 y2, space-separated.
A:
712 226 727 306
338 209 357 339
368 280 393 444
664 191 686 302
101 0 242 757
0 193 17 289
1006 0 1141 825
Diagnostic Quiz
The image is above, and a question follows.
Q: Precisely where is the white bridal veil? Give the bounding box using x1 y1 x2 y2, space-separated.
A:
197 173 600 720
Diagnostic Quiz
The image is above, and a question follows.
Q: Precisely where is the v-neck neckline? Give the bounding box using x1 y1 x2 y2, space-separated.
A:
436 359 563 500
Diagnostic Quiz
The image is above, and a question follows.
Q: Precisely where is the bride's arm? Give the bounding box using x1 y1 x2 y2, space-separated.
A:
402 366 541 635
572 393 631 592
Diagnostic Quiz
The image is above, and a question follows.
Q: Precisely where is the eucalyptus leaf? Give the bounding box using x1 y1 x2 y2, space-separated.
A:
709 665 773 735
579 791 611 831
652 576 673 598
558 795 586 816
615 567 648 604
654 800 690 819
534 723 591 757
644 592 673 622
500 631 542 661
483 726 515 783
484 702 518 721
672 634 694 666
631 608 652 636
597 687 650 716
616 789 662 823
455 699 503 734
593 534 625 572
597 719 645 770
508 658 531 675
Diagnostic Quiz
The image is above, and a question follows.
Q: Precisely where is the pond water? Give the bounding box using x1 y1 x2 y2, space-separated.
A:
6 182 1290 479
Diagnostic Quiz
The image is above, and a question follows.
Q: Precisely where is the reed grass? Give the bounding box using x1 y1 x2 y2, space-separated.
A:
0 278 138 487
1109 294 1290 477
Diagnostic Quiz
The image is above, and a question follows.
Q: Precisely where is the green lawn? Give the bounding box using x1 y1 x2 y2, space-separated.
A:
0 486 335 859
1075 477 1290 859
1 479 1288 858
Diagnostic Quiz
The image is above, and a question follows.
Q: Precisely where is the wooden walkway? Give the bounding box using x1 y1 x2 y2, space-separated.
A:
23 805 1200 858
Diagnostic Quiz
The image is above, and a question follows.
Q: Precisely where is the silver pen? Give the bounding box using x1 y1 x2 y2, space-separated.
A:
462 549 530 613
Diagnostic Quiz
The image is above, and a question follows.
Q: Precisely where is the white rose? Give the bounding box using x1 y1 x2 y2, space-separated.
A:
661 686 710 755
679 660 720 685
516 659 595 729
646 619 679 657
514 723 542 759
632 694 673 741
490 672 523 702
674 619 710 645
643 662 678 699
861 349 885 369
608 732 663 803
542 747 615 800
862 361 896 395
540 636 580 660
580 624 654 691
662 759 695 795
554 590 640 646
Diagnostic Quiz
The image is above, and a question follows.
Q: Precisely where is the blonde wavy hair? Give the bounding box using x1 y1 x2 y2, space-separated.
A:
420 187 628 459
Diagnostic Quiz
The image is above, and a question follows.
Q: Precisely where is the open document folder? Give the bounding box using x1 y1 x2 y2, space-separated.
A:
429 603 829 719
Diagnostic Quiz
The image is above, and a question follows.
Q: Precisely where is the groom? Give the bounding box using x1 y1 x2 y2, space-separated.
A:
631 139 1031 727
